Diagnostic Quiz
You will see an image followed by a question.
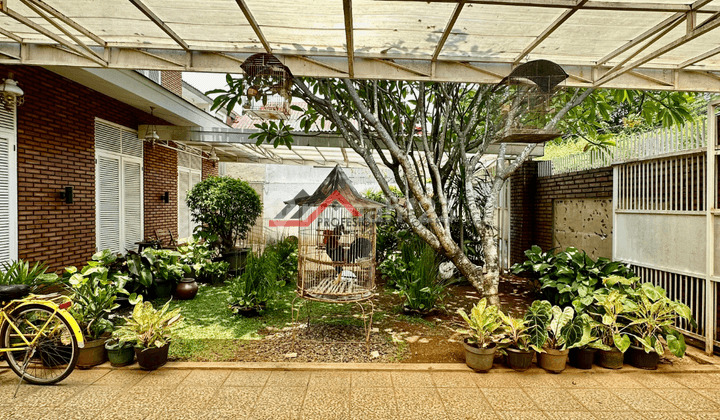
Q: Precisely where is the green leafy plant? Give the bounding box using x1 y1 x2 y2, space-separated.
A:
112 295 182 350
457 298 507 348
395 240 446 313
363 188 409 262
265 236 298 283
186 176 263 253
588 288 634 353
499 313 531 351
126 248 188 295
0 259 59 291
227 249 283 312
61 250 129 340
523 300 552 352
624 282 696 357
512 246 635 306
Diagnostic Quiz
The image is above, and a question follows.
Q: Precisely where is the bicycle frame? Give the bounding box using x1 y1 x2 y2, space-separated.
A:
0 295 85 352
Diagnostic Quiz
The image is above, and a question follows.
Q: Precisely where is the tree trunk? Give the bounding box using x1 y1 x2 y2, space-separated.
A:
449 250 500 307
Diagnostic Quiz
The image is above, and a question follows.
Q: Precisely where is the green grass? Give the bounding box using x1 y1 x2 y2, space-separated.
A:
154 283 379 361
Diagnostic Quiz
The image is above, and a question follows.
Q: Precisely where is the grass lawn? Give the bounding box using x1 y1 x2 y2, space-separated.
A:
155 283 386 361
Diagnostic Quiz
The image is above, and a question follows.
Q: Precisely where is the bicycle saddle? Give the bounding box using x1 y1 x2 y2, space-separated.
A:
0 284 31 301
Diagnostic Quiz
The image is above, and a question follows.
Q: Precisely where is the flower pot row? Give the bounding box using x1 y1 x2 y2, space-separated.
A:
77 339 173 370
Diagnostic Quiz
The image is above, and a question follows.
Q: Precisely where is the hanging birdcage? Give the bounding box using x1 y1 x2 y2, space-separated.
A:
240 53 293 120
494 59 569 144
295 166 382 303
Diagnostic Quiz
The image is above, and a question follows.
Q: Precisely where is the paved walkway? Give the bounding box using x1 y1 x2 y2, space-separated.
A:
2 363 720 420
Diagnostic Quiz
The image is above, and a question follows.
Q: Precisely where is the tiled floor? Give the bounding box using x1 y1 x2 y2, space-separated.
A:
1 366 720 419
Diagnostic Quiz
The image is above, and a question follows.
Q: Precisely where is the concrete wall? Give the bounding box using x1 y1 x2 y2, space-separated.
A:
553 198 612 260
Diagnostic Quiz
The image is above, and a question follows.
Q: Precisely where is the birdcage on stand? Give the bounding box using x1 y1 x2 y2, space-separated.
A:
240 53 293 120
291 165 382 350
494 59 569 144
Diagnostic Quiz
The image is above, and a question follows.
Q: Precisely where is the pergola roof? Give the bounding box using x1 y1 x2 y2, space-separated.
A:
1 1 720 91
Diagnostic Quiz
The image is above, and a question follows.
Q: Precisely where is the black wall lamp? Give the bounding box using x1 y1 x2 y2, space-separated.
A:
59 186 74 204
161 191 169 203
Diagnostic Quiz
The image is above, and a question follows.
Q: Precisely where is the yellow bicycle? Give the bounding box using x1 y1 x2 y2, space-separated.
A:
0 284 84 385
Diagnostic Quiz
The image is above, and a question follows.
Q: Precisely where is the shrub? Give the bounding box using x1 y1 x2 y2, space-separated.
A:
394 239 447 313
112 296 182 350
126 248 188 296
177 236 228 284
363 188 409 262
511 246 635 306
0 259 58 291
186 176 263 252
227 249 283 313
266 236 298 283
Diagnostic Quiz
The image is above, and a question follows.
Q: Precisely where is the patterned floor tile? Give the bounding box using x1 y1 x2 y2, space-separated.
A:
224 370 271 387
394 387 447 420
567 388 633 411
349 387 397 420
351 371 392 388
391 371 434 388
496 410 548 420
653 388 720 412
92 369 148 388
431 371 479 388
481 388 538 411
250 386 306 420
523 387 582 411
179 369 231 387
266 371 310 387
60 385 123 411
301 388 350 419
474 372 521 388
210 386 261 413
133 368 190 388
309 371 351 388
437 387 492 418
610 388 679 412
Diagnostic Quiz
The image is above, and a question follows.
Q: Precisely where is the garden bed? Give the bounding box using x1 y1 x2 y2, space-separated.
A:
151 273 536 363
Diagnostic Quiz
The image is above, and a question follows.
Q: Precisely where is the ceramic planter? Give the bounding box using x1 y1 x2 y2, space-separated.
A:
135 343 170 370
569 347 597 370
175 278 198 300
77 337 108 368
596 348 624 369
627 345 660 370
222 248 248 275
462 339 496 372
151 280 174 299
106 343 135 367
537 348 569 373
506 347 534 371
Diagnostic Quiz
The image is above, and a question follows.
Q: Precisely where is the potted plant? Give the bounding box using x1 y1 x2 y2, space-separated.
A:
589 288 633 369
499 313 536 371
127 248 187 299
624 282 696 369
113 296 182 370
61 250 128 368
227 249 283 315
186 176 263 274
457 298 507 372
568 316 608 370
105 338 135 367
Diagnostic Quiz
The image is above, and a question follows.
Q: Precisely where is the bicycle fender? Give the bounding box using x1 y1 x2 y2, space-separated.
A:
14 301 85 349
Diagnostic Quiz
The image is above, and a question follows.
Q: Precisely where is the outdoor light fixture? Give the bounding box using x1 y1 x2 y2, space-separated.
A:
144 106 160 144
161 191 169 203
209 147 220 167
0 73 24 111
59 186 74 204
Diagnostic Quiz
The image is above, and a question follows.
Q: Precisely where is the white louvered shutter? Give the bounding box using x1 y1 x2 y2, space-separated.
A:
97 154 121 254
178 170 190 239
0 106 17 266
189 172 201 235
123 160 142 253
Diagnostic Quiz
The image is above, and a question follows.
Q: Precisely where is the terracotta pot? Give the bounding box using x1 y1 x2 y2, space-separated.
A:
175 278 198 300
627 345 660 370
596 348 624 369
537 348 569 373
462 339 496 372
77 338 108 369
569 347 597 370
135 343 170 370
506 347 534 371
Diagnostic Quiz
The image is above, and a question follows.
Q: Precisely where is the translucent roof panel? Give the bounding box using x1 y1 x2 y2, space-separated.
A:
2 0 720 91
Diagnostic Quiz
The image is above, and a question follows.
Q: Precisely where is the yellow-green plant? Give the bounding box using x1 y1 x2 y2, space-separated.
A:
457 298 507 348
113 296 182 350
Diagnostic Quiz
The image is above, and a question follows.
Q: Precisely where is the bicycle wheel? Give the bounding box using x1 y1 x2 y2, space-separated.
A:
1 304 79 385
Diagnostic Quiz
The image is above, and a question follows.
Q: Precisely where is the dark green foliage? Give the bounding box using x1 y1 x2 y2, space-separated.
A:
0 259 58 291
186 176 263 252
228 249 284 312
265 236 298 283
390 238 447 313
362 188 409 262
126 248 188 296
512 246 635 307
177 235 229 284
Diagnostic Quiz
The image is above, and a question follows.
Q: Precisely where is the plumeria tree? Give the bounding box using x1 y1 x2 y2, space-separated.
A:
210 75 696 304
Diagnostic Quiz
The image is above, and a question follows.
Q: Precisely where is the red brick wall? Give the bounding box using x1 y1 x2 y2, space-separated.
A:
160 71 182 97
144 143 178 245
6 65 171 270
509 161 613 265
202 152 218 179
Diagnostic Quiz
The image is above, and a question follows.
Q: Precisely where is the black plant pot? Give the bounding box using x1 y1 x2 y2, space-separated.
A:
151 280 174 299
506 348 534 371
135 343 170 370
222 248 248 275
569 347 597 370
627 345 660 370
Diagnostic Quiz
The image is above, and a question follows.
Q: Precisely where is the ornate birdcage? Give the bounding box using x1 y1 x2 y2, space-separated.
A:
494 59 569 144
295 166 382 303
240 53 293 120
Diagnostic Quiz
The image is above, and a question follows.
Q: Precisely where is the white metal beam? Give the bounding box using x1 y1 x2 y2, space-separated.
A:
0 27 21 43
19 0 105 46
432 0 466 62
678 45 720 69
385 0 720 13
129 0 190 51
596 12 720 87
234 0 272 54
342 0 354 78
514 0 588 65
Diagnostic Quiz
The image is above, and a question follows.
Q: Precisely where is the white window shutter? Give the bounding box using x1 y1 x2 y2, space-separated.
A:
0 133 16 266
178 170 190 239
97 154 121 254
123 160 142 253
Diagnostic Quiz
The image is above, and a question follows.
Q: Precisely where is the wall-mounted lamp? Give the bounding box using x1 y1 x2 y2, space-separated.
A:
0 73 24 111
209 146 220 167
59 186 74 204
144 106 160 145
161 191 169 203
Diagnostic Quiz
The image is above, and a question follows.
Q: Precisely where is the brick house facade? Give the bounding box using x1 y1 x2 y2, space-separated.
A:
1 65 217 271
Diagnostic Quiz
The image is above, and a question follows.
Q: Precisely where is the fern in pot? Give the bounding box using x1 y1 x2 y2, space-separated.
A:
457 298 507 372
227 249 283 316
